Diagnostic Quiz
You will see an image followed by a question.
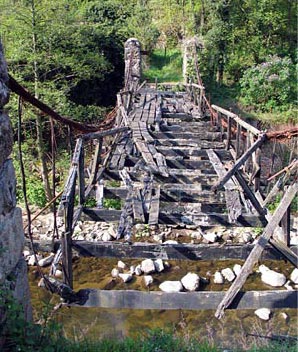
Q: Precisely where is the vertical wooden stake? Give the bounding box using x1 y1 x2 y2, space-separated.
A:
78 141 85 205
226 115 231 150
235 123 241 160
281 205 291 247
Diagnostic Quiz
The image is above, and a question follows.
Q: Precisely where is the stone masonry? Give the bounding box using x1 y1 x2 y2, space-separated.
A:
0 41 32 338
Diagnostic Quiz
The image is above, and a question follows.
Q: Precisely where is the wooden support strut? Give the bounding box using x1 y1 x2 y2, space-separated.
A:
212 134 267 192
215 182 298 319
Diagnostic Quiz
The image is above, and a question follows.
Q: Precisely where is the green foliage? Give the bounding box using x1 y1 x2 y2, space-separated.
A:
103 198 122 210
143 49 183 83
240 55 297 112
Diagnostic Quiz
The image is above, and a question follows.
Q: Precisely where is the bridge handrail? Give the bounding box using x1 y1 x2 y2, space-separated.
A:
211 104 261 136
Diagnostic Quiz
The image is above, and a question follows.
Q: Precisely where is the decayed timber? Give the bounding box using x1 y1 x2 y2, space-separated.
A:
212 134 267 191
207 149 242 222
71 289 298 310
27 239 298 261
215 182 298 319
82 208 265 227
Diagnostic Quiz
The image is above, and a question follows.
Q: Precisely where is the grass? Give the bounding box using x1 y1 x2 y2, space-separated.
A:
143 48 183 83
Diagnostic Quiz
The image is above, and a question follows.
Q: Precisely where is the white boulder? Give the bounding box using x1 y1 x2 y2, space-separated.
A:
119 273 133 283
117 260 127 269
159 281 183 293
290 268 298 284
144 275 153 287
134 265 143 276
258 264 270 274
27 254 42 266
102 233 112 242
203 232 217 243
154 259 165 273
111 268 119 278
221 268 236 282
214 271 224 284
261 269 286 287
254 308 271 321
38 253 55 267
54 269 63 278
181 272 200 291
233 264 242 276
141 259 156 274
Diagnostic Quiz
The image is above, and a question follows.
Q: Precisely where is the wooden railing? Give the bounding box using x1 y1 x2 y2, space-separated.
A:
59 127 129 287
211 104 264 193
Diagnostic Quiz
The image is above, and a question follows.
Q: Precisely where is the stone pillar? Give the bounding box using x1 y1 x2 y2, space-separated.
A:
0 41 32 338
182 37 203 84
124 38 142 92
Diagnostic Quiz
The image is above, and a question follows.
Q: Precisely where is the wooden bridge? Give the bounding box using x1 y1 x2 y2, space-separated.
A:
18 39 297 318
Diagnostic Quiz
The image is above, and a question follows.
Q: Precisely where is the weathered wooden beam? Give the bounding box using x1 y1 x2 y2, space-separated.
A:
82 208 265 227
212 134 267 191
71 289 297 310
82 126 129 141
207 150 242 223
211 105 261 136
28 240 298 261
215 182 298 319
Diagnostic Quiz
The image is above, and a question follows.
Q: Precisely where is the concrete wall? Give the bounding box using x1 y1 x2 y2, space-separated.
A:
0 41 32 333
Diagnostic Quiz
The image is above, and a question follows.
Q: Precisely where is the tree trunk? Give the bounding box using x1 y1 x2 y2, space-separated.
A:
31 0 52 202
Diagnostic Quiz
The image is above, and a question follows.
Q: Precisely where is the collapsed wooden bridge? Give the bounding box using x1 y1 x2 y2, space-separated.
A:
27 39 298 317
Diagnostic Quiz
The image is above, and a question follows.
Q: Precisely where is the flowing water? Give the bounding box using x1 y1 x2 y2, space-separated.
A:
28 257 297 349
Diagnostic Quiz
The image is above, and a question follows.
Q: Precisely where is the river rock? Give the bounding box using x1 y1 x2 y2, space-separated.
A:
203 232 217 243
117 260 127 269
108 225 117 239
261 269 286 287
181 272 200 291
163 240 178 244
23 250 31 259
290 268 298 284
213 271 224 284
27 254 43 266
254 308 271 321
38 253 55 267
154 259 164 273
111 268 119 278
134 264 143 276
119 273 133 283
258 264 270 274
233 264 242 276
290 236 298 246
144 275 153 287
159 281 183 293
54 269 63 278
141 259 156 274
284 280 294 291
102 233 112 242
221 268 235 282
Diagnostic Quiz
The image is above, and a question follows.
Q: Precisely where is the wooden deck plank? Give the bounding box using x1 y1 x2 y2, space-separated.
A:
148 186 160 225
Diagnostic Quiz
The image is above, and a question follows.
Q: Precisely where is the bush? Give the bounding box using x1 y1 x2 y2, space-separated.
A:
240 55 297 112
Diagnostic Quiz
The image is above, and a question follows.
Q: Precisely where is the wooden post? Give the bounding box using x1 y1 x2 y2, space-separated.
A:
218 112 223 142
280 205 291 247
235 123 241 160
215 182 298 319
226 115 231 150
244 132 251 174
254 147 261 192
78 140 85 205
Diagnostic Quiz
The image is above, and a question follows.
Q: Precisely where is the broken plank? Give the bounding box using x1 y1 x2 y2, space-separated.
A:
132 188 145 223
207 149 242 223
148 186 160 225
